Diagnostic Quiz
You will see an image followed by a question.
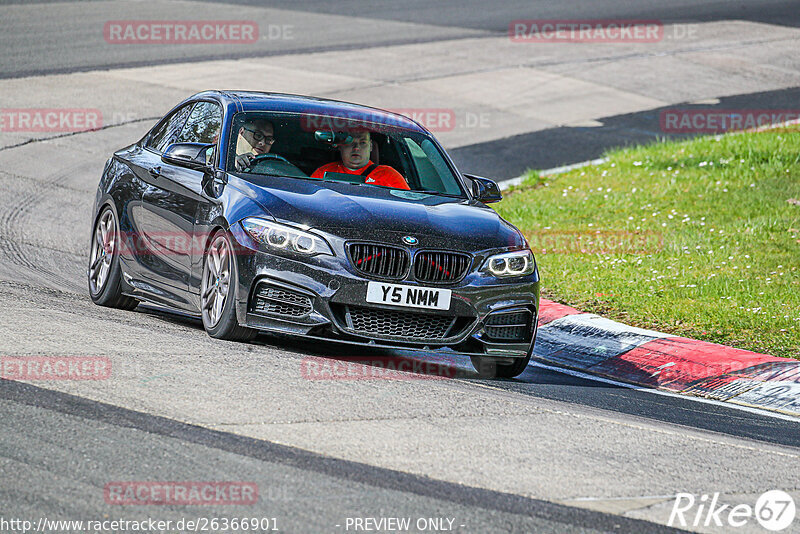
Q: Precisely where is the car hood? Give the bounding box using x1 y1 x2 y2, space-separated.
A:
230 175 524 251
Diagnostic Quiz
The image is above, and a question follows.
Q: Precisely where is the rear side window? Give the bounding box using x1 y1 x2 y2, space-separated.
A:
146 104 193 152
177 102 222 145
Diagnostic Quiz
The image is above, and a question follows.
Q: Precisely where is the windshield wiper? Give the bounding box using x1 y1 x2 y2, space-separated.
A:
412 189 463 198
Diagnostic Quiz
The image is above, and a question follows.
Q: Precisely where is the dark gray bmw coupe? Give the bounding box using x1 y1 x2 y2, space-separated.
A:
88 91 539 377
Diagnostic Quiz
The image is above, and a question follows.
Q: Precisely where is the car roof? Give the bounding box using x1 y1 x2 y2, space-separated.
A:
190 90 427 134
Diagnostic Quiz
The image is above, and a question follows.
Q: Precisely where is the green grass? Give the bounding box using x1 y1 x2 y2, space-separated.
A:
496 126 800 358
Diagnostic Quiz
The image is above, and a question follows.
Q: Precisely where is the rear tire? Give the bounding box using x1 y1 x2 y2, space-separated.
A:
201 230 257 342
88 207 138 310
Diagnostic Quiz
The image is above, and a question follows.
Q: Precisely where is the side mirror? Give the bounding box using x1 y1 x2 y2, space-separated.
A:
162 142 215 171
203 168 228 198
465 174 502 203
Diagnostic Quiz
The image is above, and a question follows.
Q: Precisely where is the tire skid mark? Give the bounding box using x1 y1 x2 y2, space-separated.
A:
0 161 89 292
0 120 157 293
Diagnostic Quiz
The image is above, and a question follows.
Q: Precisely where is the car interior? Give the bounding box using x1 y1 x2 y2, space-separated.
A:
228 114 463 196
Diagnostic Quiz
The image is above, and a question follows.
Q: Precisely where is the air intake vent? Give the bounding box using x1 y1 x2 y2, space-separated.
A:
483 310 531 342
340 305 462 340
251 284 313 318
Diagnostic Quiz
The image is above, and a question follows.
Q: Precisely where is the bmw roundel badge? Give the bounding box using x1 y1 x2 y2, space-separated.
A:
402 236 418 245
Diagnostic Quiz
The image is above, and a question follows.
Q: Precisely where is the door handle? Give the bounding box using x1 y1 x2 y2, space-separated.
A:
149 166 162 178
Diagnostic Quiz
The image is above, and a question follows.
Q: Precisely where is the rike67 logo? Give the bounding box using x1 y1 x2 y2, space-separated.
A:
669 490 796 531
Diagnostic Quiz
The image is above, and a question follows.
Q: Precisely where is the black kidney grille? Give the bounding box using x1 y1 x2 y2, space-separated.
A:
414 251 471 283
483 310 531 342
345 305 458 340
251 284 313 318
349 243 409 279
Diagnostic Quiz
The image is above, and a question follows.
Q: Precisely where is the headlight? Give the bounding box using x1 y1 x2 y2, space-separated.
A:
484 249 536 277
241 218 333 256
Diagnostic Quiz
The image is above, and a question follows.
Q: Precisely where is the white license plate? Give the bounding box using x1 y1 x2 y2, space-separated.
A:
366 282 451 311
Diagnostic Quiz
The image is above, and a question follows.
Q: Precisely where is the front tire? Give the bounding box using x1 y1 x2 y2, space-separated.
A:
201 230 257 342
88 207 138 310
471 348 533 379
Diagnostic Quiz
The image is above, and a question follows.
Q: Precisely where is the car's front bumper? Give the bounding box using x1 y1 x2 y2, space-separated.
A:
229 225 540 358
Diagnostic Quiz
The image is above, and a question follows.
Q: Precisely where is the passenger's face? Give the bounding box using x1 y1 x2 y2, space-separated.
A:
339 132 371 170
240 122 274 155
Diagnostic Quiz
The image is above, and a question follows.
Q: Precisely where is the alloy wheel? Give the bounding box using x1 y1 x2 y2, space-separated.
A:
201 234 232 328
89 209 116 295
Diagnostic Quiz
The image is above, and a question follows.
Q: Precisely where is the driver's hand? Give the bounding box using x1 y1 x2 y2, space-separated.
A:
235 153 255 171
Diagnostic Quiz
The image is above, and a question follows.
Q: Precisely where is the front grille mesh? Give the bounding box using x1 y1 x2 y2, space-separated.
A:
414 251 471 283
484 311 531 342
349 243 409 279
344 305 457 340
252 285 313 318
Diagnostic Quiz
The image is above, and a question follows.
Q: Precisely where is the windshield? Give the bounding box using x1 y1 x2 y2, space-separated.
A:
227 111 466 197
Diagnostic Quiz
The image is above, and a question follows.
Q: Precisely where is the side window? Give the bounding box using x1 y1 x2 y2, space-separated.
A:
147 104 193 152
177 102 223 145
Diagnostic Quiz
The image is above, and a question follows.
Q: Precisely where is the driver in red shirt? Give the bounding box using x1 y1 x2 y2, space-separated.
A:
311 131 410 190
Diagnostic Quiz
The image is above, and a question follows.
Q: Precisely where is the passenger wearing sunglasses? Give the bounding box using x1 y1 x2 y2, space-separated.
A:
234 119 276 171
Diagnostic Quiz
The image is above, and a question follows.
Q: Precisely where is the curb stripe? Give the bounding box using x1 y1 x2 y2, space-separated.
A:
537 298 581 326
590 337 783 392
535 313 672 369
534 301 799 417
